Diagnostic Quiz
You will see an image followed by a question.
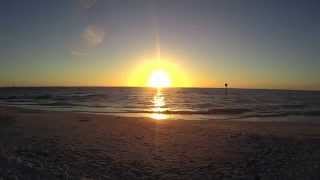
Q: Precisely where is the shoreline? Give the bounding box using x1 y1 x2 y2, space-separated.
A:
2 104 320 122
1 105 320 179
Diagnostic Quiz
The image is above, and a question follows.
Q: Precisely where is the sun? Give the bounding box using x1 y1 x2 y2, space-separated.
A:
148 69 171 88
127 56 192 87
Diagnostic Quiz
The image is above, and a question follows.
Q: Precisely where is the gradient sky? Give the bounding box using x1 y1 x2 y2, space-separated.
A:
0 0 320 90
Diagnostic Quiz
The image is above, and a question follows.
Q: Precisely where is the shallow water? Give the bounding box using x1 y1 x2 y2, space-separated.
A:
0 87 320 120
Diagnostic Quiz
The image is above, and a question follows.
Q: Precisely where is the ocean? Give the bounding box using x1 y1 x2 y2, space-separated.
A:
1 87 320 120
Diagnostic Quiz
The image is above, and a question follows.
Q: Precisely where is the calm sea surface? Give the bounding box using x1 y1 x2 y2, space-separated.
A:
1 87 320 120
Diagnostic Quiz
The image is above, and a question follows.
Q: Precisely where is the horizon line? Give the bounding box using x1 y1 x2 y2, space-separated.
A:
0 85 319 92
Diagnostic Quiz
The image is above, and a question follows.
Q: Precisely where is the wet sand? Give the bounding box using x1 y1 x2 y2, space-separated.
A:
1 106 320 179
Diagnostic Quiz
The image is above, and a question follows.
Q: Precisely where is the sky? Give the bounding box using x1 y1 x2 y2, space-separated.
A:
0 0 319 90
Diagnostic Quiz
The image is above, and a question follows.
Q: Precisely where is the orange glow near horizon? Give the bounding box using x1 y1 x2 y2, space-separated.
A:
127 56 192 88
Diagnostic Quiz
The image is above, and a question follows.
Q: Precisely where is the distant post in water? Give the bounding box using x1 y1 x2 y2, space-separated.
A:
224 83 228 95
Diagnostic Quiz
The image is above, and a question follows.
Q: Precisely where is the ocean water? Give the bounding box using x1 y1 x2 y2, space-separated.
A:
1 87 320 120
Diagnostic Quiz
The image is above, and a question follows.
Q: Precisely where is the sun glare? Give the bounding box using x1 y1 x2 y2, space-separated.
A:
127 56 192 87
148 70 171 88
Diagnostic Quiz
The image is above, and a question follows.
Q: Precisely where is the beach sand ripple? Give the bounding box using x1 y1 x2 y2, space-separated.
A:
1 106 320 179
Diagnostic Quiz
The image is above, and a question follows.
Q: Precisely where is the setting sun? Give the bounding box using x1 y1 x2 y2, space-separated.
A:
148 70 171 88
127 56 192 88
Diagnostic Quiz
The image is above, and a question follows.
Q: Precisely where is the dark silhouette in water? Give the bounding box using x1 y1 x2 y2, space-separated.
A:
225 83 228 95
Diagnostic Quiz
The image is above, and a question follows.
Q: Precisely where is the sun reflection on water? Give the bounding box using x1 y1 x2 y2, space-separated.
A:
150 88 169 120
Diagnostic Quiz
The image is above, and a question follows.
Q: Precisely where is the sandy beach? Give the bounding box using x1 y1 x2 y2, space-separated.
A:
0 105 320 179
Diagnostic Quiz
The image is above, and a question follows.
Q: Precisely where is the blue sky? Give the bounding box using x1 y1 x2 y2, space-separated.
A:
0 0 319 90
